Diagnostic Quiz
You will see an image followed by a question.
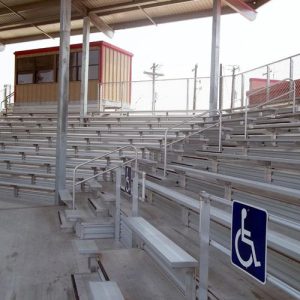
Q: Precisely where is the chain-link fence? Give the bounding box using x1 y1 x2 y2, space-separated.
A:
97 54 300 113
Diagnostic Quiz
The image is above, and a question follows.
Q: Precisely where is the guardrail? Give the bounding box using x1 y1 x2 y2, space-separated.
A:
163 110 222 176
72 145 138 210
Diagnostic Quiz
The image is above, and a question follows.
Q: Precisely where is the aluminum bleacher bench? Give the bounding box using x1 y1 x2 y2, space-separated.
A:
123 216 197 299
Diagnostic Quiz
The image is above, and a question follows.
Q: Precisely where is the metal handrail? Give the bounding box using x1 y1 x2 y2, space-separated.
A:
244 78 296 137
1 91 14 112
163 110 222 176
72 145 138 209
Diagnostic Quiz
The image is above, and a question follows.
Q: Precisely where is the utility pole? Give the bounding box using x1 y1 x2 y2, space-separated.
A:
144 63 164 114
192 64 198 111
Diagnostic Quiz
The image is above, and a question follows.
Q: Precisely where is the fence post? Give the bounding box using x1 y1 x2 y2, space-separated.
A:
199 191 211 300
289 58 294 104
266 65 271 102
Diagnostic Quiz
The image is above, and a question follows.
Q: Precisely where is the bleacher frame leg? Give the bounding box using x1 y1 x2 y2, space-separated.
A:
185 269 196 300
198 192 211 300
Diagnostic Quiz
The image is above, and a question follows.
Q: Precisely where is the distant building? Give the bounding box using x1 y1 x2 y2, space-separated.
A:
14 41 133 111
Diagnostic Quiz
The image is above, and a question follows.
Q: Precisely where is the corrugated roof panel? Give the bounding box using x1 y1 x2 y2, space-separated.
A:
0 13 22 25
82 0 130 10
0 0 270 44
0 26 40 39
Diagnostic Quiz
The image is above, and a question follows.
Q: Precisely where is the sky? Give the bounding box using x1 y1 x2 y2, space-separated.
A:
0 0 299 109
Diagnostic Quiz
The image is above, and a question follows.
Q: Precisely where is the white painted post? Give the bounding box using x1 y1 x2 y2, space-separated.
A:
80 16 90 120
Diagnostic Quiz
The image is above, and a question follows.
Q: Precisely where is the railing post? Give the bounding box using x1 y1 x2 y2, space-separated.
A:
115 167 121 241
244 96 248 138
292 81 296 114
241 74 245 108
72 168 77 210
3 85 8 113
289 58 294 108
163 129 168 177
266 65 271 102
218 110 222 152
132 171 139 217
199 191 211 300
141 171 146 202
186 78 190 114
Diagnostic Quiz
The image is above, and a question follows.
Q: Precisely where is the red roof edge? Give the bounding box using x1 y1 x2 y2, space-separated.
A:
14 41 133 57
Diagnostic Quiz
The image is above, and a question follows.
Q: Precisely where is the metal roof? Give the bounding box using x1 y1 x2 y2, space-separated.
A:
0 0 270 45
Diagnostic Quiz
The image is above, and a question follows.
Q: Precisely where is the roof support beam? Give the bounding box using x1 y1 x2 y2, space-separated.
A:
223 0 257 21
72 0 114 38
88 12 114 38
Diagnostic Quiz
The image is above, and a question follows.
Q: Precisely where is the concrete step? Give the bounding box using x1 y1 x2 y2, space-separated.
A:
73 239 100 255
75 217 115 239
88 197 109 216
59 189 73 208
57 210 75 232
71 273 102 300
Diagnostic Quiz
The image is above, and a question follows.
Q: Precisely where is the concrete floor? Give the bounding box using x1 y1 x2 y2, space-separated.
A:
0 203 77 300
0 194 296 300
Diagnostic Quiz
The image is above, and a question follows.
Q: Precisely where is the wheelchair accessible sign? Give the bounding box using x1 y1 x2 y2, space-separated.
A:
231 201 268 284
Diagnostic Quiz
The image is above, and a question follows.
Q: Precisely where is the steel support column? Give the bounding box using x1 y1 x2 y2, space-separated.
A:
55 0 71 204
80 16 90 120
209 0 221 112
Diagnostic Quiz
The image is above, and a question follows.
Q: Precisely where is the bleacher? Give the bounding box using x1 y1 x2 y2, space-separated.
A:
0 94 299 299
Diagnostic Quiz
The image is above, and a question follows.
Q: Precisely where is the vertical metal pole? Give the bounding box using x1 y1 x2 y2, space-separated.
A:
152 63 156 115
141 171 146 202
289 57 294 104
55 0 71 204
199 192 211 300
132 172 139 217
115 167 121 241
241 74 245 108
219 64 223 110
244 95 248 138
218 110 222 152
186 78 190 114
193 64 198 111
3 85 7 112
209 0 221 113
80 16 90 120
230 67 237 110
266 65 270 102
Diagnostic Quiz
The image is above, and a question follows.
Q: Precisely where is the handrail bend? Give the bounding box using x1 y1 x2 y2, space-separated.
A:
163 111 223 176
72 145 138 209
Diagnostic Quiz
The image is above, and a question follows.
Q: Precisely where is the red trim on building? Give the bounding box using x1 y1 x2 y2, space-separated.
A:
14 41 133 58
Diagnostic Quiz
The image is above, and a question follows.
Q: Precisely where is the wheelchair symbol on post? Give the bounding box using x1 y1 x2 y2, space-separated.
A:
231 201 268 284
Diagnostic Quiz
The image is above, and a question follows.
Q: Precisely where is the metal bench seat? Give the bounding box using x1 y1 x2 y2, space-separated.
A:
124 216 197 268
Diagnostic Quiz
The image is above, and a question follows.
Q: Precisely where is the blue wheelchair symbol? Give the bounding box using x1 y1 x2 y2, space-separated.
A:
231 201 268 284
